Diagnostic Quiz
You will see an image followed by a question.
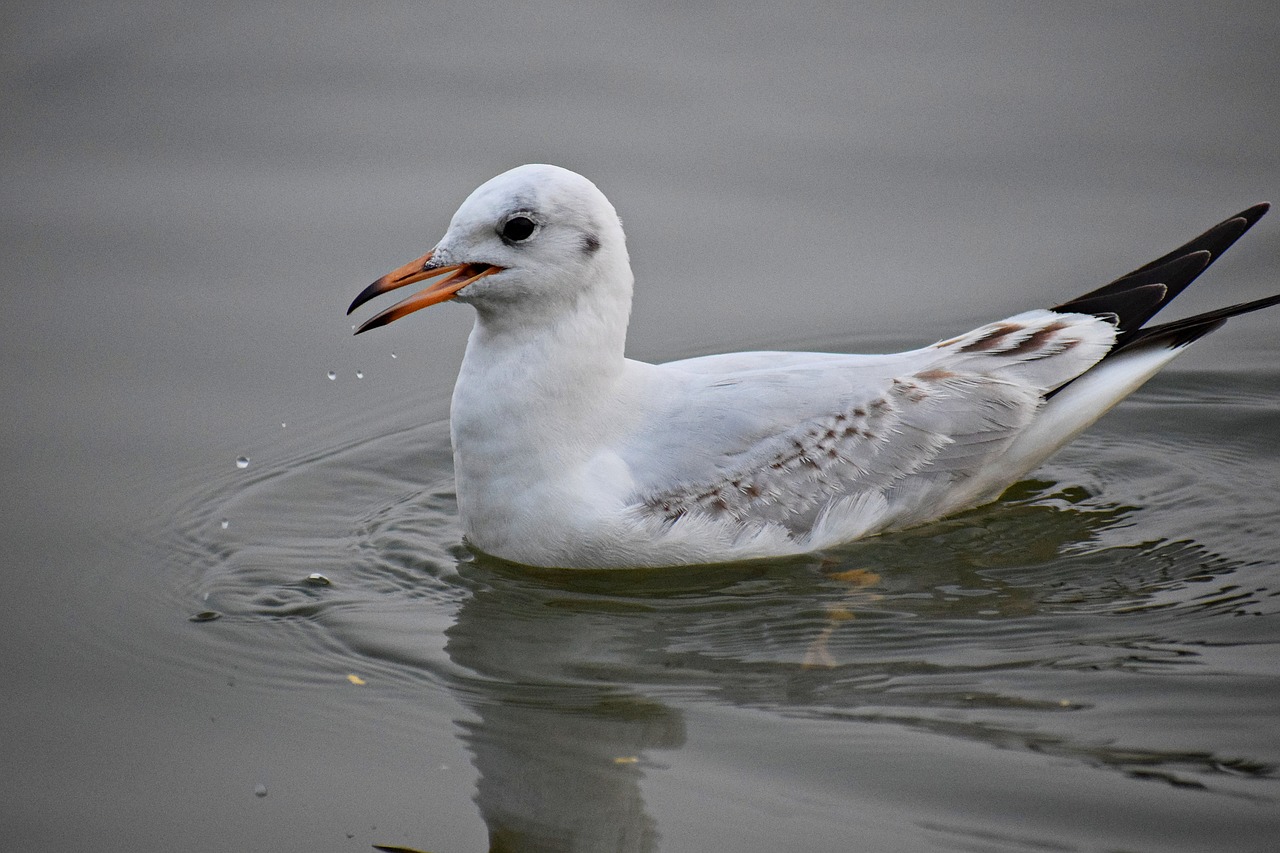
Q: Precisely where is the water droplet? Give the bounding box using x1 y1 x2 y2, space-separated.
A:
254 782 268 798
355 370 364 379
236 456 249 469
390 352 397 359
327 370 337 381
304 573 331 586
190 610 222 623
220 518 229 529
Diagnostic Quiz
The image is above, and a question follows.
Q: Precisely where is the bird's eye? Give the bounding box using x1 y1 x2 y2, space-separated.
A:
501 216 537 243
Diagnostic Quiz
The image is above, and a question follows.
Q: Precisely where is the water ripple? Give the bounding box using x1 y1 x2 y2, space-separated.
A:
165 368 1280 815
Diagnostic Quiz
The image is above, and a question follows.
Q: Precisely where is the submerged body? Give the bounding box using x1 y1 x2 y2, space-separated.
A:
350 165 1277 568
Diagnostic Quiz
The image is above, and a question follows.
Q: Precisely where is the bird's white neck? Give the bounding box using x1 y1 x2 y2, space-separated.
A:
462 266 633 396
448 276 641 551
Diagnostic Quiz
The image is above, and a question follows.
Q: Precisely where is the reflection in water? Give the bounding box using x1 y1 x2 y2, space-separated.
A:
446 561 692 852
433 477 1266 849
460 699 677 853
180 376 1280 850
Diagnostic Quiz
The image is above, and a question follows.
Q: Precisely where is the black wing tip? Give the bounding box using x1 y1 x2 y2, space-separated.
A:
1052 250 1213 335
1115 317 1228 354
1153 317 1229 350
1055 282 1167 325
1239 201 1271 224
1211 202 1270 235
1126 201 1268 270
1053 202 1271 334
1114 291 1280 355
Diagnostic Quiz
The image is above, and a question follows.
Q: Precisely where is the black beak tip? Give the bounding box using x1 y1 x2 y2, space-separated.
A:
347 281 384 316
353 311 393 336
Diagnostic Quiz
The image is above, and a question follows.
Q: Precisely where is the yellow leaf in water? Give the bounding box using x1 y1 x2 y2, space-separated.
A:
347 674 366 685
829 568 881 587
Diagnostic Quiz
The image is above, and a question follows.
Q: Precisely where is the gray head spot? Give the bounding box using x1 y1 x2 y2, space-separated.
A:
581 232 601 255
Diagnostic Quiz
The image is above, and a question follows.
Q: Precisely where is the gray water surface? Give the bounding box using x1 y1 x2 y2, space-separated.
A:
4 3 1279 851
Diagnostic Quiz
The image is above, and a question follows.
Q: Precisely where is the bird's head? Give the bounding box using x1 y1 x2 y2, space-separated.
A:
349 164 630 333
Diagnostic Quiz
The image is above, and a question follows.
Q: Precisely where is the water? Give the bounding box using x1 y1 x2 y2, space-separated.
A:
4 2 1279 852
173 366 1280 852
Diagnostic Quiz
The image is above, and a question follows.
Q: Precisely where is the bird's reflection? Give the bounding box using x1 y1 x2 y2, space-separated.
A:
445 564 691 853
440 479 1152 845
438 479 1248 850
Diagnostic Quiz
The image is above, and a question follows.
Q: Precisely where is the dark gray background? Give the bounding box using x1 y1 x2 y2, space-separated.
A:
3 2 1278 851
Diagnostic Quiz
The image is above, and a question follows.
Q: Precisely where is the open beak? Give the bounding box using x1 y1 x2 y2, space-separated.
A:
347 250 502 334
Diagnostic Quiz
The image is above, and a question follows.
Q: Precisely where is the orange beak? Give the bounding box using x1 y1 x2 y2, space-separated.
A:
347 250 502 334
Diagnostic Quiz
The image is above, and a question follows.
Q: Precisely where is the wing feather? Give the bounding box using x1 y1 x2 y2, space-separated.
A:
630 367 1044 537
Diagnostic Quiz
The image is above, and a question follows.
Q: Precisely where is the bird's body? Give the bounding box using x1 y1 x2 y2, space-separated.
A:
350 165 1277 568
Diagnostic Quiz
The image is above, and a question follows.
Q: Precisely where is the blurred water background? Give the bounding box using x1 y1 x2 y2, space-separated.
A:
3 2 1279 851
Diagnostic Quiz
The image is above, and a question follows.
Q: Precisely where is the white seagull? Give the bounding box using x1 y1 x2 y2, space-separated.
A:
349 165 1277 569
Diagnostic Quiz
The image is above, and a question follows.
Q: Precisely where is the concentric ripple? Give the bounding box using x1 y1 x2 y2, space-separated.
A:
169 367 1280 836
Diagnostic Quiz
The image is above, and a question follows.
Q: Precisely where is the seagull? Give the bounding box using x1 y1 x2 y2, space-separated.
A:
349 164 1277 569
